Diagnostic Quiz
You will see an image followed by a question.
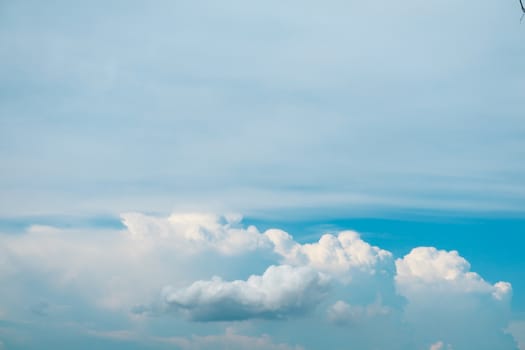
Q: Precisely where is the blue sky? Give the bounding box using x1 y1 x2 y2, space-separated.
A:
1 1 525 349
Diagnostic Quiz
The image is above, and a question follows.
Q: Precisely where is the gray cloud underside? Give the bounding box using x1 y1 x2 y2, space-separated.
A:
163 265 330 321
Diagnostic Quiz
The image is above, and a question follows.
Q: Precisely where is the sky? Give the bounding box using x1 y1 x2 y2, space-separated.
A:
1 1 525 349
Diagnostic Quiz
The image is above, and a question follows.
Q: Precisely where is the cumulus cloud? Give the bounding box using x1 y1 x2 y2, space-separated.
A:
163 265 330 321
0 212 518 350
121 213 393 283
395 248 515 350
395 247 511 300
0 214 276 312
121 212 271 255
265 229 392 279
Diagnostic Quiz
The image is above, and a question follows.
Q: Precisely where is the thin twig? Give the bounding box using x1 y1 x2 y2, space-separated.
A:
520 0 525 13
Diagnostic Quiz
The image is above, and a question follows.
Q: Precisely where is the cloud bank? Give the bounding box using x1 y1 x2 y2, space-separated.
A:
0 212 519 349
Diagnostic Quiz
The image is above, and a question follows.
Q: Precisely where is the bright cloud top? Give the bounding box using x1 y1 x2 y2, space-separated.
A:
266 229 392 277
121 212 392 279
121 212 270 255
396 247 512 300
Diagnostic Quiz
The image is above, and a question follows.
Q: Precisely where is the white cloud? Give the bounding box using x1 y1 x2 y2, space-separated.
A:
122 213 394 284
0 213 279 312
121 212 271 255
163 265 330 321
0 212 518 350
265 229 392 279
395 248 515 350
395 247 511 300
0 222 223 312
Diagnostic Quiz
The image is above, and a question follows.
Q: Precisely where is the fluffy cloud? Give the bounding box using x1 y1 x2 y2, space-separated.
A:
121 212 270 255
395 248 515 350
0 214 279 313
163 265 330 321
265 229 392 279
122 213 395 285
395 247 511 300
121 214 393 282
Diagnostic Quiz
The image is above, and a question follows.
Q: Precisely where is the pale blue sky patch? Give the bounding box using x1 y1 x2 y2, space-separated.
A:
1 0 525 217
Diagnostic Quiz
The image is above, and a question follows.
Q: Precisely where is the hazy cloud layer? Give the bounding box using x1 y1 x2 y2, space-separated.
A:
326 299 390 326
156 329 304 350
1 0 524 217
88 327 304 350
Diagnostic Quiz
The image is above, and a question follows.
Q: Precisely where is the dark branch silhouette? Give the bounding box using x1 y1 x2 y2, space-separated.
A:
520 0 525 13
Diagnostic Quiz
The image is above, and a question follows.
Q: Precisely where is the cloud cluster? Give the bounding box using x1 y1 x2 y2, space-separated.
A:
265 229 392 278
0 212 519 349
163 265 330 321
121 214 393 280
